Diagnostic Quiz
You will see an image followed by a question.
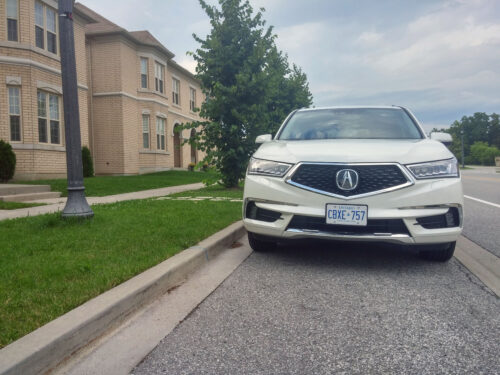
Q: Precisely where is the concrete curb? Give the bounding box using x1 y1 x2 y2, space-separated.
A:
0 221 246 375
455 236 500 297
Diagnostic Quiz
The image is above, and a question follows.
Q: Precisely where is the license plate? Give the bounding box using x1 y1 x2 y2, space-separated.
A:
326 204 368 226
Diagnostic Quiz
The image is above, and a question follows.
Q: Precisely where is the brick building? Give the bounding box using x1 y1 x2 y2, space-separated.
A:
0 1 205 179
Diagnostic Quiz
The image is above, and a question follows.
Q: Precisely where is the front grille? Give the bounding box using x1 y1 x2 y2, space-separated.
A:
287 215 410 235
245 201 281 223
416 207 460 229
289 164 409 197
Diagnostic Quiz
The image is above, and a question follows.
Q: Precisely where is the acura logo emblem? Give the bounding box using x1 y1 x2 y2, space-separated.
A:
336 169 359 191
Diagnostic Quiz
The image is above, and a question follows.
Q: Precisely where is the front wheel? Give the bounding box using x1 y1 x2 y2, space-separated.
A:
418 241 456 262
248 232 277 252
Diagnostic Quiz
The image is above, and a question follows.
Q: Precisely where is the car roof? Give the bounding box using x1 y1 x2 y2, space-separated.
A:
297 105 406 112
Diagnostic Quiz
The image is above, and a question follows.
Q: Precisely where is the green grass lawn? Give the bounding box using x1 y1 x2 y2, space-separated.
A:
0 186 242 348
0 201 45 210
16 170 215 197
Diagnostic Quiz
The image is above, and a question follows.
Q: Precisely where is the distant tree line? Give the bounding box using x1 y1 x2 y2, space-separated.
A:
433 112 500 166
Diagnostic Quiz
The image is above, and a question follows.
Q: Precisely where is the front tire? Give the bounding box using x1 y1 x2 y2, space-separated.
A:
248 232 277 252
418 241 456 262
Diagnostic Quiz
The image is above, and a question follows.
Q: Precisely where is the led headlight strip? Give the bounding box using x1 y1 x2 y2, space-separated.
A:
248 157 293 177
406 157 459 179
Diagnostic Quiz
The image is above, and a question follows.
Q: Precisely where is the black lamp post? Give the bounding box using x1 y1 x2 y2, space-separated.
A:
59 0 93 218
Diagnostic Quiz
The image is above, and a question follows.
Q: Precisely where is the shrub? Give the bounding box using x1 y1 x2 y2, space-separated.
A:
202 162 209 172
0 140 16 182
82 146 94 177
188 162 195 171
468 141 500 166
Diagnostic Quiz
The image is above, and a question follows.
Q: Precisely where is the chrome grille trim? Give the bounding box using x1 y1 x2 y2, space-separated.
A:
285 162 414 200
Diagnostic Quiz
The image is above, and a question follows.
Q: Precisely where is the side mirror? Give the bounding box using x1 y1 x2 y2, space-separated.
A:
430 132 452 145
256 134 272 144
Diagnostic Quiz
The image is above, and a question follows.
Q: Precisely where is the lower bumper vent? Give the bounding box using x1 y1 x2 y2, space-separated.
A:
416 207 460 229
287 215 410 236
245 201 281 223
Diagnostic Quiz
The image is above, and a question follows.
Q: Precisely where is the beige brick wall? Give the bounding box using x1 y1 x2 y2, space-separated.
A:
91 95 124 174
1 0 90 180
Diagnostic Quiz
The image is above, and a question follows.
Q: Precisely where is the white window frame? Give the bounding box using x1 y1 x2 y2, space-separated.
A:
189 87 196 111
155 62 164 94
37 90 61 145
140 57 148 89
156 117 166 150
35 1 58 54
172 78 180 105
6 0 18 42
8 86 21 142
142 114 150 149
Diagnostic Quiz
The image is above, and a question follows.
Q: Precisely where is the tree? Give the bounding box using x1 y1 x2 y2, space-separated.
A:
184 0 312 187
438 112 500 164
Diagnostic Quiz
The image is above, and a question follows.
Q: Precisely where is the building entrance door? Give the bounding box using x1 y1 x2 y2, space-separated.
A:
174 125 182 168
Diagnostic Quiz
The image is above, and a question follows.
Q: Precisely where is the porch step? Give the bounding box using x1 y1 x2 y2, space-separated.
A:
0 191 62 202
0 184 51 195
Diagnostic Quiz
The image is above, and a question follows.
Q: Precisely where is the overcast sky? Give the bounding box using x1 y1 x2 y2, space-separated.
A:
80 0 500 132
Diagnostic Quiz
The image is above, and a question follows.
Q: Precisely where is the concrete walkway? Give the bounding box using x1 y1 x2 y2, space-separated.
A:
0 182 204 221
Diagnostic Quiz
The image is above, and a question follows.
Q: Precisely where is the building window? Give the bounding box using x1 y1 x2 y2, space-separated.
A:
140 58 148 89
35 1 57 54
189 87 196 111
155 63 164 93
172 78 180 105
37 91 61 144
8 87 21 142
6 0 18 42
156 117 165 150
142 115 150 148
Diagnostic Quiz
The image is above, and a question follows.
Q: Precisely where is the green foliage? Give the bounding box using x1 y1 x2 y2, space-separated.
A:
183 0 313 187
81 146 94 178
0 201 45 210
435 112 500 164
467 141 500 166
0 140 16 182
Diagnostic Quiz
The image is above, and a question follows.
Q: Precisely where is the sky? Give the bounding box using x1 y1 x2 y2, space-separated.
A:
80 0 500 132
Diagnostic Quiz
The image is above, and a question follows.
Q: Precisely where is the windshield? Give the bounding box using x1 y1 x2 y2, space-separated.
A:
278 108 423 140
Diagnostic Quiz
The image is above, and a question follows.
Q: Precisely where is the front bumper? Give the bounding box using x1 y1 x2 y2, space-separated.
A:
243 173 464 245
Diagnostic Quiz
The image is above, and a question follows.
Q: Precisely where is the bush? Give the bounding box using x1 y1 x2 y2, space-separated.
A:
468 141 500 166
0 140 16 182
188 162 195 171
82 146 94 177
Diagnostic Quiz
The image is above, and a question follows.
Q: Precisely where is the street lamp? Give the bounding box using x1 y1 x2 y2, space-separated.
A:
461 129 465 169
59 0 93 218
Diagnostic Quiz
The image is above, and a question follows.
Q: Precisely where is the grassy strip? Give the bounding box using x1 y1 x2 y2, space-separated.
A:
0 188 241 348
16 170 214 197
0 201 45 210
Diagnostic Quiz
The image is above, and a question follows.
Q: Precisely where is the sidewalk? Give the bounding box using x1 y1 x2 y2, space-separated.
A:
0 182 204 221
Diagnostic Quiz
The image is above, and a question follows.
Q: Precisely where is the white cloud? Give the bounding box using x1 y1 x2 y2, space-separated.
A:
357 31 383 44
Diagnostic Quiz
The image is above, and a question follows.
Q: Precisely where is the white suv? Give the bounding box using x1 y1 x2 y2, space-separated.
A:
243 106 463 261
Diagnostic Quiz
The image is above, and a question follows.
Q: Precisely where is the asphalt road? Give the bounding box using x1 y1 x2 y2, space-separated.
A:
461 168 500 257
133 242 499 375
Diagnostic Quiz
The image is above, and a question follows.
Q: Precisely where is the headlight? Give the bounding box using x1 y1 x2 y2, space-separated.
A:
247 157 293 177
406 157 459 179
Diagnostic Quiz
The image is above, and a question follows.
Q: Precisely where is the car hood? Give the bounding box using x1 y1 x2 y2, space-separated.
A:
253 139 453 165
